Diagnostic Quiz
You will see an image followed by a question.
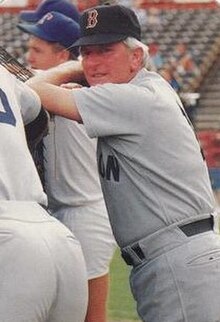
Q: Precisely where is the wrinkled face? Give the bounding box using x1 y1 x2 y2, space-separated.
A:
26 36 66 70
80 42 142 86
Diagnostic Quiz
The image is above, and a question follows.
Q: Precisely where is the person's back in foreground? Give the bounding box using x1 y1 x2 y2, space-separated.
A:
18 7 116 322
0 66 88 322
27 4 220 322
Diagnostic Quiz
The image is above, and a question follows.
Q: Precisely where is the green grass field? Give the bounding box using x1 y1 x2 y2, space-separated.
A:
107 248 140 321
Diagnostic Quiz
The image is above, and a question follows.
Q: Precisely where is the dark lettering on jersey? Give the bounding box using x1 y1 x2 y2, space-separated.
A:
98 153 105 178
98 153 120 182
0 89 16 126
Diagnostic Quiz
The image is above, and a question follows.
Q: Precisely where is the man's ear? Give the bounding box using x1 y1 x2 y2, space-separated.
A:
58 49 71 64
131 47 144 71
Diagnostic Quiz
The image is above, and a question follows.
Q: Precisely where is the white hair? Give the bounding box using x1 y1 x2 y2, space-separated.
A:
123 37 150 68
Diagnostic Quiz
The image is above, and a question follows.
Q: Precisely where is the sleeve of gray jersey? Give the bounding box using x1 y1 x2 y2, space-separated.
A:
16 78 42 125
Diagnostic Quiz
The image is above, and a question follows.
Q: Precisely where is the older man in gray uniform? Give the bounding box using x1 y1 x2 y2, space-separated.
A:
27 4 220 322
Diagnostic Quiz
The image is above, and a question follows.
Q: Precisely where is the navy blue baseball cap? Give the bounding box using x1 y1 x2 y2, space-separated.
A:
17 11 80 52
70 4 141 48
19 0 80 23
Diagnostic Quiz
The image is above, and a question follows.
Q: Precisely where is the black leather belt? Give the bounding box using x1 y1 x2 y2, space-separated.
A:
121 216 213 266
178 216 213 236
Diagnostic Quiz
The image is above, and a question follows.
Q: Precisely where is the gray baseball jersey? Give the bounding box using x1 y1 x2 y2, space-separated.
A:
44 117 106 208
73 68 215 248
43 116 116 278
0 65 46 205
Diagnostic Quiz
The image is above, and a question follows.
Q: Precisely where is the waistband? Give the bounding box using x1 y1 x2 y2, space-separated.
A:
121 213 215 267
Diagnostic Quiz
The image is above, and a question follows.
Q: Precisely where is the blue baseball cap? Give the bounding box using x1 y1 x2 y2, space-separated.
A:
19 0 80 23
17 11 80 53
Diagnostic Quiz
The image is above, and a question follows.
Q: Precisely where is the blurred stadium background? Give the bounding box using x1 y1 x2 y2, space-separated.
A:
2 0 220 320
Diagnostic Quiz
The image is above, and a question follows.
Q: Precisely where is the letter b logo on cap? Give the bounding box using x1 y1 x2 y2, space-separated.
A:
86 9 98 29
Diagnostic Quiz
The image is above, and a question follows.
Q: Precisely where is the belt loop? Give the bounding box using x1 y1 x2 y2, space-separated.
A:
131 243 145 260
212 212 220 234
121 243 146 266
121 249 133 265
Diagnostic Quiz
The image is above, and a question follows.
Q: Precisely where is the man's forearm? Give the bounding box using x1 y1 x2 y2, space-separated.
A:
26 60 84 87
25 61 84 122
